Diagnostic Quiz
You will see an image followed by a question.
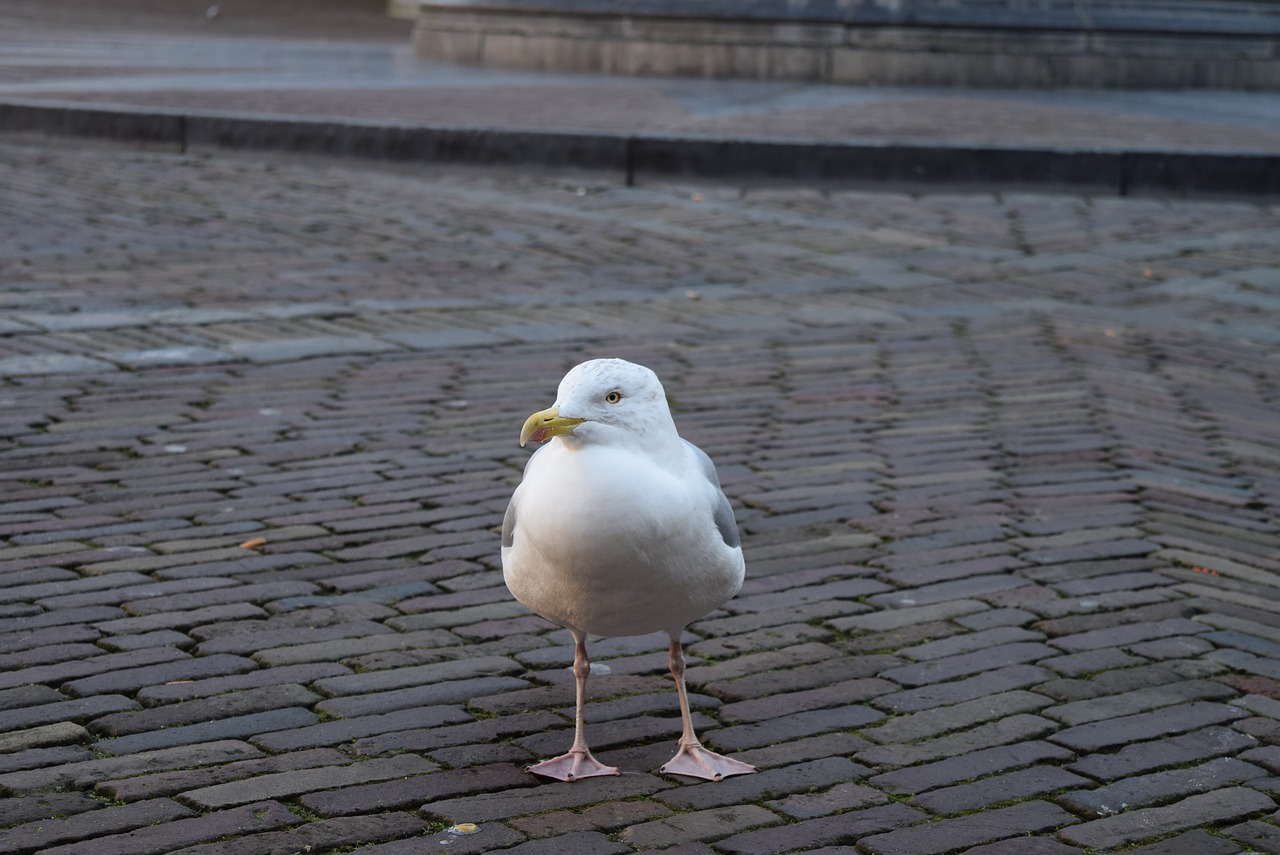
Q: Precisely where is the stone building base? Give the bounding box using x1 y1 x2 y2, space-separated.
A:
412 0 1280 88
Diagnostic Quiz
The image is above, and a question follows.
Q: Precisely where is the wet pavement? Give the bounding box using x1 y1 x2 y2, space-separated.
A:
2 3 1280 855
3 0 1280 155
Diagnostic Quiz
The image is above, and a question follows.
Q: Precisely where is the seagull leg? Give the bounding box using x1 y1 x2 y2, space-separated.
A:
660 635 757 781
526 628 620 782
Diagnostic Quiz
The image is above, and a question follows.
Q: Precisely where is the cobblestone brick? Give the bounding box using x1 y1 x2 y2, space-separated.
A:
1057 756 1269 817
180 753 434 809
684 642 843 685
135 661 350 704
714 803 926 855
718 678 895 723
163 812 429 855
63 653 258 697
1123 829 1247 855
734 732 872 771
0 740 263 792
39 800 297 855
251 703 471 751
858 714 1058 769
1038 659 1228 702
1060 787 1276 850
1069 726 1260 780
711 705 883 751
0 647 189 692
657 758 864 811
961 838 1083 855
300 762 532 817
420 774 672 824
90 684 319 736
860 800 1078 855
767 781 886 819
871 741 1074 795
880 643 1059 687
96 747 348 802
1223 819 1280 853
863 691 1052 744
0 797 193 855
0 792 100 829
312 655 523 695
357 710 566 756
1050 701 1249 752
618 805 780 850
0 722 90 753
96 708 318 756
1048 618 1209 652
705 655 901 702
873 665 1052 713
1044 679 1239 726
910 765 1090 815
3 695 137 732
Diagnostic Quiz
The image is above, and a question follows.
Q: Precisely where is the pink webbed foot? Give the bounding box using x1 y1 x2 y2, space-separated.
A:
660 742 757 781
527 749 620 782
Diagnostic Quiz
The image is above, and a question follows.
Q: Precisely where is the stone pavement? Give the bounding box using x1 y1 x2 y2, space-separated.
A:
2 130 1280 854
3 0 1280 196
2 3 1280 855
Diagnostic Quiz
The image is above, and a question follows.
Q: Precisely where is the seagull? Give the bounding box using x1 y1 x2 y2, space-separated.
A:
502 358 757 782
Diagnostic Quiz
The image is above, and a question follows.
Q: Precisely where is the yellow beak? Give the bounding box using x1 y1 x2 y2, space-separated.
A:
520 406 586 447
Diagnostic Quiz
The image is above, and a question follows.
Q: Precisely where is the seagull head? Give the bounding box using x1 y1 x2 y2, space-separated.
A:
520 358 676 448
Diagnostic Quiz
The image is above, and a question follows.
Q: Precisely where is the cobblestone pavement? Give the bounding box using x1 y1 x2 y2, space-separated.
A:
2 132 1280 855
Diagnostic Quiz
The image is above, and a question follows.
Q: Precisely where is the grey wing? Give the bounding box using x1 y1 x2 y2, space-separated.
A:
502 495 517 549
503 445 542 550
683 439 741 549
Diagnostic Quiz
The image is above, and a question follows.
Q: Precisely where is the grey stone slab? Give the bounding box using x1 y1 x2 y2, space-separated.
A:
859 800 1078 855
713 803 927 855
911 765 1090 815
1043 679 1238 726
857 714 1058 769
862 690 1052 744
0 353 117 376
0 797 193 854
618 805 780 850
1068 726 1260 781
1060 787 1276 850
656 757 867 810
39 800 297 855
109 346 236 367
0 722 91 753
94 708 318 756
873 664 1052 713
251 704 472 751
879 642 1059 687
1050 702 1249 752
420 773 672 823
181 753 435 809
0 740 262 792
1058 756 1269 816
226 336 401 362
312 655 524 695
870 740 1074 795
383 328 508 349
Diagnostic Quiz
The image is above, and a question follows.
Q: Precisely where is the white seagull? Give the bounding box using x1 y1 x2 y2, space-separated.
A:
502 358 757 782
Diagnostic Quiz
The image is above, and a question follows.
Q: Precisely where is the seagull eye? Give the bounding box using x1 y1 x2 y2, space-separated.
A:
605 391 623 405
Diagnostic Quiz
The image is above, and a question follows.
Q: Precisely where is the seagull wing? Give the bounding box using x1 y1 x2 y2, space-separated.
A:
683 439 740 550
502 495 517 549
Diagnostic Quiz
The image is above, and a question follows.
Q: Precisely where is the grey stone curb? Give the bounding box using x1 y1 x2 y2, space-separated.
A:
2 98 1278 197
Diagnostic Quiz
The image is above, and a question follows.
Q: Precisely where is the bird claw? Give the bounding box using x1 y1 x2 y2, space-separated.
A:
527 750 620 782
660 742 757 781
